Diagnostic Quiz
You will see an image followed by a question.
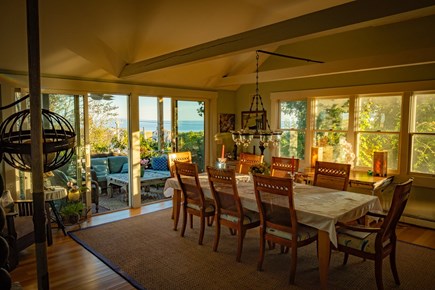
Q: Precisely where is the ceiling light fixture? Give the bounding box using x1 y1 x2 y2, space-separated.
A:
231 50 323 154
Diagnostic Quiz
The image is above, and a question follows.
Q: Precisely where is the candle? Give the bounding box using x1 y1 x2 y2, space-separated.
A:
291 156 295 174
221 144 225 159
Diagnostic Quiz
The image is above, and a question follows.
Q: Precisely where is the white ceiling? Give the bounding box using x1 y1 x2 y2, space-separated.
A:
1 0 434 91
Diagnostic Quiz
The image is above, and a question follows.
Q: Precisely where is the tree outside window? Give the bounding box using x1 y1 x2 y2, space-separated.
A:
279 100 307 159
356 95 401 170
410 93 435 174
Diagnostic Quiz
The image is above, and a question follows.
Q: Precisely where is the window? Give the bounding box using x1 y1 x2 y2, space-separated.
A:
356 95 401 171
279 100 307 159
410 93 435 175
313 98 349 162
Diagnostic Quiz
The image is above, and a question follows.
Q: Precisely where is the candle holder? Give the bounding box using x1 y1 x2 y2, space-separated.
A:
216 158 227 169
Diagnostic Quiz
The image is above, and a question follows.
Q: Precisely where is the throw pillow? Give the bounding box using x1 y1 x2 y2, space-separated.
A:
120 163 129 173
151 156 169 171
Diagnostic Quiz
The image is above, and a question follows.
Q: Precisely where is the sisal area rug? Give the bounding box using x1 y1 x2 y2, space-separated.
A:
69 209 435 290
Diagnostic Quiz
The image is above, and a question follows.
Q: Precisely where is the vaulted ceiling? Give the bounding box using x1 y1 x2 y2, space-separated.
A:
1 0 434 91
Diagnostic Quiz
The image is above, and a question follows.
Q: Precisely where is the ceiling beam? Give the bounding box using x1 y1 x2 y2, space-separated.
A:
119 0 435 78
214 47 435 87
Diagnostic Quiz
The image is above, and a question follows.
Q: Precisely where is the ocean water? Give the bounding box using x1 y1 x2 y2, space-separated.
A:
112 119 204 132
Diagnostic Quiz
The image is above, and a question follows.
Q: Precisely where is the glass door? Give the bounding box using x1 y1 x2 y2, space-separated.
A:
173 100 205 172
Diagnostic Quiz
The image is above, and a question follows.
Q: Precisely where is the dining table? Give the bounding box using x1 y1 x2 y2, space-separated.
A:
164 173 383 289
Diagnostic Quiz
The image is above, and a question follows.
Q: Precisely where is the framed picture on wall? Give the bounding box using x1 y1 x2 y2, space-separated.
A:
219 113 236 132
241 110 266 131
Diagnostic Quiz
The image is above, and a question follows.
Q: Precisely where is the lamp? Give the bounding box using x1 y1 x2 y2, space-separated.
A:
231 50 323 155
0 95 76 173
231 51 282 153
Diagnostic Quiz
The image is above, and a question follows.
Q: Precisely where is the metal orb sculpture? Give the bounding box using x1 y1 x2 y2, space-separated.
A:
0 109 76 173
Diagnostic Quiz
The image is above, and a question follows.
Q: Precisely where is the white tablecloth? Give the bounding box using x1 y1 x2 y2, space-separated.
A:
24 186 68 201
164 175 382 247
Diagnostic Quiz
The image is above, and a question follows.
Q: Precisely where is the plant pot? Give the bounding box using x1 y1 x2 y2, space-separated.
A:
66 213 80 224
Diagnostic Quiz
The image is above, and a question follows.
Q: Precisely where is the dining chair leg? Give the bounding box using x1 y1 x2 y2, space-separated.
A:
213 219 220 252
207 216 214 226
390 247 400 285
236 229 245 262
343 253 349 265
229 228 236 236
289 246 297 284
375 257 384 290
199 214 205 245
189 214 193 229
181 208 187 238
257 234 265 271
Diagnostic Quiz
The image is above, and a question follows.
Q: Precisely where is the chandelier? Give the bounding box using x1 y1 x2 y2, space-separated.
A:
231 51 282 151
231 50 323 154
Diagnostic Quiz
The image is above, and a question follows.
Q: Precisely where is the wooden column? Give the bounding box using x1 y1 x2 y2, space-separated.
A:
26 0 49 289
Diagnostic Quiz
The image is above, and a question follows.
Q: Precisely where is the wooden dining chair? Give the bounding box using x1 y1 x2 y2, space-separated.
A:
174 161 215 245
253 174 318 284
335 178 413 290
168 151 192 230
270 156 300 178
313 161 351 190
236 153 264 174
207 166 260 262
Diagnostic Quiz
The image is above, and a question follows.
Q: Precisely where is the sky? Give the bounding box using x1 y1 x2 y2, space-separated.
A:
111 96 202 121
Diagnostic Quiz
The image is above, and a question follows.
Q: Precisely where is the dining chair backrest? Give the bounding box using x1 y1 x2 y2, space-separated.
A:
236 153 264 174
378 178 413 242
253 174 297 234
207 166 242 220
270 156 300 178
174 161 204 207
313 161 351 190
168 151 192 177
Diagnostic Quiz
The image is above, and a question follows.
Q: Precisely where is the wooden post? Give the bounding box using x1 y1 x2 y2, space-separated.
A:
27 0 50 288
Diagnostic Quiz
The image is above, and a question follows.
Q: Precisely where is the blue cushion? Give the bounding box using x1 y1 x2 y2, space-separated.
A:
120 162 129 173
151 156 169 171
108 156 128 173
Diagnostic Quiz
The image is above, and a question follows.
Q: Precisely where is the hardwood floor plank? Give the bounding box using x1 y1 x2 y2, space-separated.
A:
9 200 434 289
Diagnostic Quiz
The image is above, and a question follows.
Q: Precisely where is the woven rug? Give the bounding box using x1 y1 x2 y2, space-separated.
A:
69 209 435 290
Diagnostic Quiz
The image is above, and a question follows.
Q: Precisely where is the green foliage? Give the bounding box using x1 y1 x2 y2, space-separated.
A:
60 201 84 217
178 131 205 171
280 101 307 159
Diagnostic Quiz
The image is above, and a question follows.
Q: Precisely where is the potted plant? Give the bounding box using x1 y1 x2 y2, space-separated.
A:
60 201 84 225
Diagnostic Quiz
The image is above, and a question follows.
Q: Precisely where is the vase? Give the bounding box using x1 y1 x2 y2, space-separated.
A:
68 189 81 202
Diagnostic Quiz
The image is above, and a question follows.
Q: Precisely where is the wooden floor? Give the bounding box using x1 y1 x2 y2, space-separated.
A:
9 200 435 290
